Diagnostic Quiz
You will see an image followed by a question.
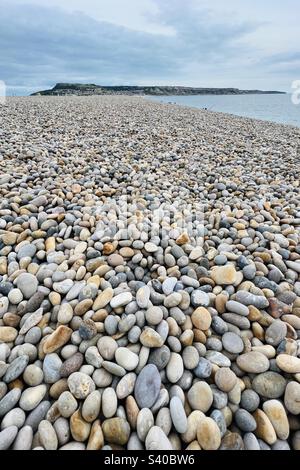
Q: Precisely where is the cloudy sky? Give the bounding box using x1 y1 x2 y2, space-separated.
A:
0 0 299 94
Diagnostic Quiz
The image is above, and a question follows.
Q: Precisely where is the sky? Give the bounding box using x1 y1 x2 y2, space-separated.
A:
0 0 299 95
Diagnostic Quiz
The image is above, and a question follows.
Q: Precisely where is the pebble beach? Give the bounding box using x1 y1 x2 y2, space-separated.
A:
0 95 300 450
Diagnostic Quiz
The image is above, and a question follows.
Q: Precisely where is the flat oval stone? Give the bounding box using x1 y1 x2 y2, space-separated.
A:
110 292 133 309
226 300 249 316
206 351 231 368
194 358 212 379
16 273 38 299
0 327 18 343
253 409 277 445
134 364 161 409
60 353 84 378
137 408 154 441
276 354 300 373
187 381 213 412
145 426 172 450
0 425 18 450
148 346 171 371
43 326 72 354
197 417 221 450
252 372 286 399
263 400 289 440
1 408 25 430
140 328 164 348
19 385 47 411
136 286 151 309
43 353 62 384
24 401 51 432
265 320 287 346
284 381 300 415
220 432 245 450
166 353 184 383
81 390 101 423
102 418 130 445
235 409 257 432
67 372 95 399
116 373 136 400
102 387 118 419
222 332 244 354
170 396 187 433
38 420 58 450
115 348 139 371
236 352 269 374
3 355 29 383
13 426 33 450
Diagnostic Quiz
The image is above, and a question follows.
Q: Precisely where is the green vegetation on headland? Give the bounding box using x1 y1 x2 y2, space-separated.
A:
31 83 286 96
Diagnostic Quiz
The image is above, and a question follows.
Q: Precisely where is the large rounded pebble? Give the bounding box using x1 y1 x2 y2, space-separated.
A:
187 381 213 412
0 425 18 450
222 332 244 354
16 273 38 299
263 400 289 440
134 364 161 409
252 372 286 399
115 348 139 371
19 385 47 411
276 354 300 374
102 418 130 445
3 355 29 383
170 396 187 433
38 420 58 450
67 372 95 399
236 352 269 373
13 426 33 450
145 426 173 450
197 417 221 450
284 381 300 415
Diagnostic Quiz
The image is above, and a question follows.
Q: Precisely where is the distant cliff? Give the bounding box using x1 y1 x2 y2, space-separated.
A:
31 83 285 96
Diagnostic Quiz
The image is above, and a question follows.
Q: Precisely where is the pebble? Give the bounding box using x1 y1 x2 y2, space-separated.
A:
222 332 244 354
110 292 133 309
0 426 18 450
19 385 47 411
43 353 62 384
263 400 289 440
284 382 300 415
102 418 130 445
276 354 300 374
3 355 29 383
145 426 173 450
197 417 221 450
236 352 270 374
170 396 188 433
137 408 154 441
67 372 95 399
187 381 213 412
115 348 139 371
235 409 257 432
252 372 286 399
13 426 33 450
134 364 161 409
166 353 184 383
38 420 58 450
16 273 38 299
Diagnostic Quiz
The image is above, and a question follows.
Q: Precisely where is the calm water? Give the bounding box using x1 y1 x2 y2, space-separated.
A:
148 94 300 127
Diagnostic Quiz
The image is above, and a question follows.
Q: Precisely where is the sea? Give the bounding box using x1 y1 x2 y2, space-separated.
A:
148 93 300 127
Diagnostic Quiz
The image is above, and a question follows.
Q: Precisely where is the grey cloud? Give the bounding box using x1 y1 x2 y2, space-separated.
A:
0 1 262 93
